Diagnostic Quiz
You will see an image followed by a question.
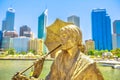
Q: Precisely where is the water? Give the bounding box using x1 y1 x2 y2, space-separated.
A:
0 60 120 80
97 64 120 80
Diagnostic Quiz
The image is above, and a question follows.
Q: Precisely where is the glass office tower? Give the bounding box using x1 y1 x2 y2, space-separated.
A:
38 9 48 39
38 9 48 54
67 15 80 28
2 8 15 31
91 9 112 50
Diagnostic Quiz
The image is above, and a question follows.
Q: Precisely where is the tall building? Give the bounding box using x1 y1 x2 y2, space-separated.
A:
38 9 48 39
2 8 15 31
113 20 120 48
67 15 80 27
38 9 48 54
112 34 117 49
19 25 31 36
91 9 112 50
0 31 3 48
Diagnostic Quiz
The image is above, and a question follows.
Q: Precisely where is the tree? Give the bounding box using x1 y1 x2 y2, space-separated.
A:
88 49 95 55
28 49 36 55
21 51 26 55
7 48 16 55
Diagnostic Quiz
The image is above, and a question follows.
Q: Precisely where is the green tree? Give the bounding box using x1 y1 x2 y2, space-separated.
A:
28 49 36 55
88 49 95 55
21 51 26 55
7 48 16 55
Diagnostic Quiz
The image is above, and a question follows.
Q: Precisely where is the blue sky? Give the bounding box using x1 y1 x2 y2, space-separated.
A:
0 0 120 42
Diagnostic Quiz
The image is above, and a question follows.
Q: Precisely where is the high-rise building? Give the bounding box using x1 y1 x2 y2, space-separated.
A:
19 25 31 36
38 9 48 54
0 31 3 48
38 9 48 39
67 15 80 27
113 20 120 48
112 34 117 49
91 9 112 50
2 8 15 31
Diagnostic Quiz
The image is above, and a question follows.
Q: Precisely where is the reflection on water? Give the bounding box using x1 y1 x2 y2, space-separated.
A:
0 60 120 80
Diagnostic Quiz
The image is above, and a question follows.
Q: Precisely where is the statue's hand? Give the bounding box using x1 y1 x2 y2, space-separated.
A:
32 57 45 78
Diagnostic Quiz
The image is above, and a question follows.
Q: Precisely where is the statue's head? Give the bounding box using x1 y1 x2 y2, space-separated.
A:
60 25 85 52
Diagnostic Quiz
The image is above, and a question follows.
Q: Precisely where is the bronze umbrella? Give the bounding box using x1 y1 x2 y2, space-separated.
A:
45 18 72 58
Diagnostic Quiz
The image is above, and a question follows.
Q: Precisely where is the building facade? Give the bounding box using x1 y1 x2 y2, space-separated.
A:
12 37 30 52
38 9 48 54
3 31 18 38
0 31 3 48
85 39 95 52
2 8 15 31
113 20 120 48
29 39 43 55
23 31 34 38
19 25 31 37
91 9 112 50
67 15 80 27
1 37 12 49
38 9 48 39
112 34 117 49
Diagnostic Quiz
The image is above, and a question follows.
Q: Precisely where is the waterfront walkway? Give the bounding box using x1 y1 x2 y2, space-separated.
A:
96 60 120 65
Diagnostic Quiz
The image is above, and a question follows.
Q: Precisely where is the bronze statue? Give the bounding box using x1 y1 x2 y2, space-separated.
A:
12 19 104 80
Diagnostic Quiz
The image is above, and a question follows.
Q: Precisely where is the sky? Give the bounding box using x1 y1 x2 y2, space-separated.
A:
0 0 120 42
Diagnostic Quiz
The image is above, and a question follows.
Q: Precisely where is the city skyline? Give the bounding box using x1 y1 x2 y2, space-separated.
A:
0 0 120 42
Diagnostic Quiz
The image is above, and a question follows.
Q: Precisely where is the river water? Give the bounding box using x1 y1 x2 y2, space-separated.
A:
0 60 120 80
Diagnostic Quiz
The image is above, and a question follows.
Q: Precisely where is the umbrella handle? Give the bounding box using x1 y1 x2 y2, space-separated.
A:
18 44 62 75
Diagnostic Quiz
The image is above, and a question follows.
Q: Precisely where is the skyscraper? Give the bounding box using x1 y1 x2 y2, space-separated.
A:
0 31 3 48
91 9 112 50
38 9 48 54
2 8 15 31
19 25 31 37
38 9 48 39
113 20 120 48
67 15 80 27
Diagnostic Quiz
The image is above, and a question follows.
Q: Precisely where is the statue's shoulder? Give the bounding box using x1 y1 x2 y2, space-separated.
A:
79 52 95 64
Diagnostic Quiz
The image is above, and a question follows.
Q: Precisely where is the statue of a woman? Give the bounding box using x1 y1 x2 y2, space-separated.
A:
12 24 104 80
45 25 104 80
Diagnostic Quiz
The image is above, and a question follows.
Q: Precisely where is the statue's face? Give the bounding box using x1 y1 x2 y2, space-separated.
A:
60 29 76 50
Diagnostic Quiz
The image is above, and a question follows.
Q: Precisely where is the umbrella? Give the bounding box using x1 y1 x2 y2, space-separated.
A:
45 19 72 58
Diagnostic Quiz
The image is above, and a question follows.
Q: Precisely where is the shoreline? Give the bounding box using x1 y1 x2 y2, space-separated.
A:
0 57 54 61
